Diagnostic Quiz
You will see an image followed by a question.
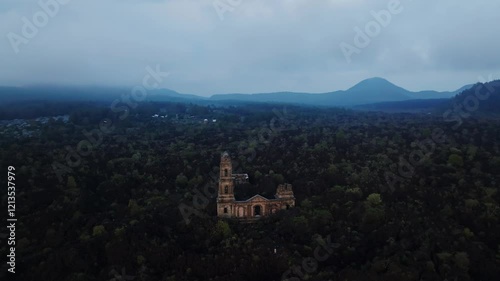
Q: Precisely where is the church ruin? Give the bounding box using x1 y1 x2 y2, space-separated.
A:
216 151 295 219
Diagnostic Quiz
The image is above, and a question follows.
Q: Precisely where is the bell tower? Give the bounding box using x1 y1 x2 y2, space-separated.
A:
217 152 235 216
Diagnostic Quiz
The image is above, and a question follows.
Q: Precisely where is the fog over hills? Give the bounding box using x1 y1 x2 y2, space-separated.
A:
355 80 500 113
0 77 473 107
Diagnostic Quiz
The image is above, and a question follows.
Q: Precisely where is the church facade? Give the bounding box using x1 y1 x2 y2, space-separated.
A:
216 152 295 219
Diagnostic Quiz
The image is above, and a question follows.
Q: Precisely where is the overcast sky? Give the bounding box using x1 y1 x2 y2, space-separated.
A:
1 0 500 96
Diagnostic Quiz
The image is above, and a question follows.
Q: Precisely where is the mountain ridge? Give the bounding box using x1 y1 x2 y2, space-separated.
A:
0 77 474 107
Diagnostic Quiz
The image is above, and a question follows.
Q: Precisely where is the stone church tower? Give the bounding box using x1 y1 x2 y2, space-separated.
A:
217 152 235 217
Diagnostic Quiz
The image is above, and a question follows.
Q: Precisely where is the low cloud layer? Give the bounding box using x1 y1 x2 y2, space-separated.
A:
1 0 499 96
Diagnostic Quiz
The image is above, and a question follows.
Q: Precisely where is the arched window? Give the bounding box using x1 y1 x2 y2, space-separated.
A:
224 185 228 194
224 207 228 213
224 169 228 177
254 205 261 217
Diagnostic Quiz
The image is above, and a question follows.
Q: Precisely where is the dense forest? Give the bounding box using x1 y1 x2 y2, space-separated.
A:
1 87 500 280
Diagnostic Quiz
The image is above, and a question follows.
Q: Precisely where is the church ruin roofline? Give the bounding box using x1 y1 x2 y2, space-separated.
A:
274 194 296 199
234 192 295 202
235 194 270 203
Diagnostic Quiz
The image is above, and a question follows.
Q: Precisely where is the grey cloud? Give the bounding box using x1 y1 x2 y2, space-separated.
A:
0 0 499 96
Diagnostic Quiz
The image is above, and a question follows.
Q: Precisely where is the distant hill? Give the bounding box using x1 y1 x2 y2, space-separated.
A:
0 85 206 105
0 78 474 107
147 88 206 101
406 84 473 100
0 86 128 103
209 77 472 106
442 80 500 116
354 81 500 115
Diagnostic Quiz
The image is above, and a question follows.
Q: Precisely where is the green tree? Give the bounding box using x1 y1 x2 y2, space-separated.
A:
272 173 285 184
175 173 189 188
128 199 142 216
361 193 385 232
336 129 346 144
254 170 262 181
212 220 231 240
365 193 382 208
188 175 203 189
454 252 470 272
92 225 107 237
66 176 77 190
448 154 464 167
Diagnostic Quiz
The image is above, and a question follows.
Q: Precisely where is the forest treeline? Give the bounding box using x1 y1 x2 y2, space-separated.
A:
0 99 499 281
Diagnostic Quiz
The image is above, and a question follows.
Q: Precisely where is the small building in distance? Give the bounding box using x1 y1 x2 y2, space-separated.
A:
216 151 295 220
